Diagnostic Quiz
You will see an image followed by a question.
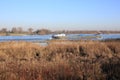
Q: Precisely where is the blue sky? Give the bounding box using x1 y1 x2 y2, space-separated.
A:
0 0 120 30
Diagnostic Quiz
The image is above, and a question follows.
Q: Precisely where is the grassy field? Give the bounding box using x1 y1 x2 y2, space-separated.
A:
0 40 119 80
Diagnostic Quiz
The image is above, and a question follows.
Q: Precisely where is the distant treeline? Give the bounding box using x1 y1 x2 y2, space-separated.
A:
0 27 52 35
54 30 120 34
0 27 120 35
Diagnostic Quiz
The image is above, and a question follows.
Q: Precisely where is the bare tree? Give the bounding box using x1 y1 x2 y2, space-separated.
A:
0 28 7 33
11 27 17 33
17 27 23 33
28 28 33 34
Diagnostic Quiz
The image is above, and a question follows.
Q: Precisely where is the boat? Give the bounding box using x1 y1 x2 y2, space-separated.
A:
52 33 66 39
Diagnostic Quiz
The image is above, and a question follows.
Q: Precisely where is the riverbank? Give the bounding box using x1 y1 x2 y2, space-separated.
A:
0 40 119 80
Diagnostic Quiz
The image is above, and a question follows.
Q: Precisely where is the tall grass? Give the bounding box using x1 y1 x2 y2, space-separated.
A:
0 40 119 80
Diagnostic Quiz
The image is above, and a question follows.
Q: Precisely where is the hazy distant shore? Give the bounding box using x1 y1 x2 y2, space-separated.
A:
0 27 120 36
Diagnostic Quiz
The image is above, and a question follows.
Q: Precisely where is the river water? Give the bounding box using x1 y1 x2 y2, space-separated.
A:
0 34 120 42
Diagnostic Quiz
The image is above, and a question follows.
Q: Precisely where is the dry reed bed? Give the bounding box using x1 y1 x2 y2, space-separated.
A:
0 41 119 80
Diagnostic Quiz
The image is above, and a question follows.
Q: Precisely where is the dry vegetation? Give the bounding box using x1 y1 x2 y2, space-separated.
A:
0 40 119 80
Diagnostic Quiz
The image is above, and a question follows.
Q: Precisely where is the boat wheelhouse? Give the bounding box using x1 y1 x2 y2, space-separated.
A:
52 33 66 39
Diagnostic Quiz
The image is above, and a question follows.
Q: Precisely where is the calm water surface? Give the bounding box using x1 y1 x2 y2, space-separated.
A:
0 34 120 42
